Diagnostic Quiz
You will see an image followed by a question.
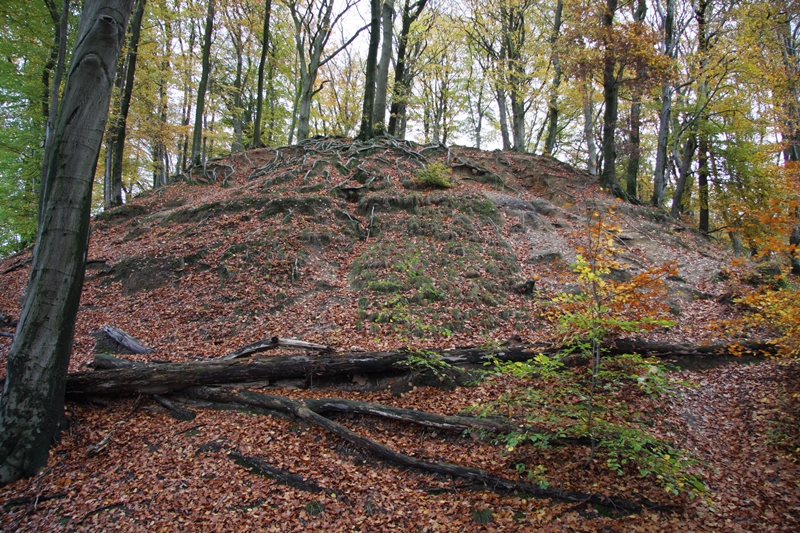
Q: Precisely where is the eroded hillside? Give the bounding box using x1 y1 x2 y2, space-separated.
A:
0 138 739 371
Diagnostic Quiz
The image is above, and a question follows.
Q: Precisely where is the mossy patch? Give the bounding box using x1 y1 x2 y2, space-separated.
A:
95 203 148 223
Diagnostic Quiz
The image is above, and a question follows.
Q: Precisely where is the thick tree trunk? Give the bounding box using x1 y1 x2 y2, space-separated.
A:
252 0 272 148
0 0 134 485
62 340 774 397
191 0 214 166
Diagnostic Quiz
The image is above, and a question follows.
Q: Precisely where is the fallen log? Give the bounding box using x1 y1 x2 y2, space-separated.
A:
65 339 774 397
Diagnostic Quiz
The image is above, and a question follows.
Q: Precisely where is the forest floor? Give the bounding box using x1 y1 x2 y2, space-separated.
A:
0 358 798 532
1 138 799 531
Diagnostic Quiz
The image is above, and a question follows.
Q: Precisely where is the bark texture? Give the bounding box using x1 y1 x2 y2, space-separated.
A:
0 0 134 485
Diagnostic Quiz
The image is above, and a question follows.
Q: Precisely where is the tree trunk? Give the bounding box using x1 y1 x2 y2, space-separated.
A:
252 0 272 148
39 0 70 225
651 0 674 207
583 76 598 176
0 0 134 485
695 0 710 233
671 132 696 218
191 0 214 167
357 0 381 141
372 0 394 133
496 86 511 151
544 0 564 156
61 340 774 398
109 0 147 206
387 0 427 137
624 0 647 201
600 0 622 196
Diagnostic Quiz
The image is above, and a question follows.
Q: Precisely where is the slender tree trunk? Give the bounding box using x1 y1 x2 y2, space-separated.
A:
544 0 564 156
651 0 674 206
373 0 394 133
600 0 622 196
230 37 244 153
387 0 427 137
39 0 70 226
624 0 646 201
191 0 215 166
0 0 134 485
109 0 147 206
358 0 381 141
496 86 511 151
252 0 272 148
695 0 710 233
671 132 696 218
584 76 598 176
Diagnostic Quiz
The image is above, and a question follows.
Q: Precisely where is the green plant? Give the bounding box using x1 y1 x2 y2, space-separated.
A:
415 161 454 188
398 349 453 379
475 207 703 497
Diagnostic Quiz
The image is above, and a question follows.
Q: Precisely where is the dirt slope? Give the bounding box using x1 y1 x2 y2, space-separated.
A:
1 137 737 370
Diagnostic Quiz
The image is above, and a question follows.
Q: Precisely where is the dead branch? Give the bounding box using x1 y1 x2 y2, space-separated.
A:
222 336 332 360
184 387 642 513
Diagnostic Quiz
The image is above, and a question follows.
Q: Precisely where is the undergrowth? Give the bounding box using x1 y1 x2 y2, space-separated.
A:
474 205 705 497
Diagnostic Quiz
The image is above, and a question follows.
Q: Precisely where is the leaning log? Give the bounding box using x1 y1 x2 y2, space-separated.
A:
63 339 773 397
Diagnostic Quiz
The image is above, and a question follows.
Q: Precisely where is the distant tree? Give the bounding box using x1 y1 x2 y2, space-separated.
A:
357 0 381 141
285 0 365 142
0 0 134 485
253 0 273 148
387 0 428 138
104 0 147 208
191 0 215 167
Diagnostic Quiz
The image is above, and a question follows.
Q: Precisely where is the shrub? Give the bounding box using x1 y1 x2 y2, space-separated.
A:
415 161 454 188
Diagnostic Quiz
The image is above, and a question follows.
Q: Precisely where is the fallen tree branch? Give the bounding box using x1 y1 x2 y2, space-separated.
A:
230 452 332 494
183 387 642 513
222 337 332 360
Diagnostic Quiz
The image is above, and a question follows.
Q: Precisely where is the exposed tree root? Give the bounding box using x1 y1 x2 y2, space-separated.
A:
181 387 643 513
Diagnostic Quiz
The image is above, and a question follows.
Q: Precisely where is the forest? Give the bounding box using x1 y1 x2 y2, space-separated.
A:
0 0 799 252
1 0 800 531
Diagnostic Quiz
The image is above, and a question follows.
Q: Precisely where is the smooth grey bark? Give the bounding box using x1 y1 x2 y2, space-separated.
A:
670 132 696 218
108 0 147 206
252 0 273 148
39 0 70 226
583 76 598 176
651 0 675 207
495 88 511 151
357 0 381 141
543 0 563 156
191 0 214 167
152 18 172 188
387 0 427 137
0 0 134 485
372 0 395 133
